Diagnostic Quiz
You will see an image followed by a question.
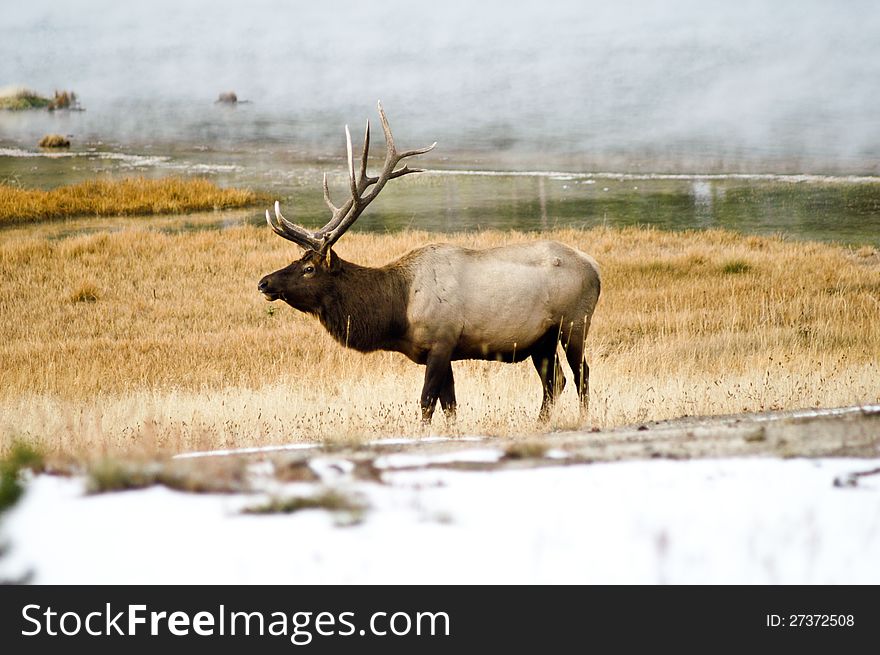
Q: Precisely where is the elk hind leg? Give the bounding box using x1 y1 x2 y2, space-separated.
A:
562 324 590 417
531 334 566 422
421 351 454 424
438 364 457 423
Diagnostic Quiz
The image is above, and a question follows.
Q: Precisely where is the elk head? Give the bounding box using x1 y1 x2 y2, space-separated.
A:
258 101 436 312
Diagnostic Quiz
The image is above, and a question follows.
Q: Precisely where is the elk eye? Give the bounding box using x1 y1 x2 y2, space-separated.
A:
303 265 315 275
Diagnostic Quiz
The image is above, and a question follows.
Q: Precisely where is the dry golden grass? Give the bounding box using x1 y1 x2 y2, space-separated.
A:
1 220 878 459
0 177 265 225
37 134 71 149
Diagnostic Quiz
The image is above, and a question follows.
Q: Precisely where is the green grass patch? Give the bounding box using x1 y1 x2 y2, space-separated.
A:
0 89 51 110
87 458 249 494
243 489 367 525
0 441 44 513
87 459 163 493
0 88 79 111
720 260 753 275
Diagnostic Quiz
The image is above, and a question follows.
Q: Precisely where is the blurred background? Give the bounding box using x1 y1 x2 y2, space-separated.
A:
2 0 879 242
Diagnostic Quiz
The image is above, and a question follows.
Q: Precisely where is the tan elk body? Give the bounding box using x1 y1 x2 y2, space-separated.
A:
258 102 600 422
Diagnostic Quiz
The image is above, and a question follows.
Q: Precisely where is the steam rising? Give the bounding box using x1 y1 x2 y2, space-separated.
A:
2 0 879 172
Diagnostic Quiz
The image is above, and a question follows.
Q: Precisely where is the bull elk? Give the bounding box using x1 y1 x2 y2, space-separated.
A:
258 102 601 423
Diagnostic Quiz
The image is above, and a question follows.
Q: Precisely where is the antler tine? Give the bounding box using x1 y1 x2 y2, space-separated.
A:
377 100 399 165
265 205 320 250
322 173 338 213
358 120 376 188
275 201 311 238
374 101 436 164
399 141 438 159
265 209 290 241
345 125 358 202
386 164 426 179
276 201 323 249
365 100 436 196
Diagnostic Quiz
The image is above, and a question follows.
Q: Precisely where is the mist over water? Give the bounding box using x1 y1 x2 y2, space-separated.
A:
3 0 880 172
2 1 880 246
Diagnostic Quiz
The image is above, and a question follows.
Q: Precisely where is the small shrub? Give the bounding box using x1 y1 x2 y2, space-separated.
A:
243 489 367 524
504 441 548 459
720 260 753 275
70 284 100 303
87 459 160 493
38 134 71 148
47 90 78 111
0 87 51 110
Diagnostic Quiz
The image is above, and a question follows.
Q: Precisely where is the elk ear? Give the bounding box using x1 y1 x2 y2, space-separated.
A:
323 249 342 272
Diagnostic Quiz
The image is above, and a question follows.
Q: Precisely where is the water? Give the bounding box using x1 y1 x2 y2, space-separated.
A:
2 0 880 245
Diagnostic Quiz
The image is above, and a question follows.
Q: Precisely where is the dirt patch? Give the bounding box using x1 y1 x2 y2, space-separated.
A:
169 404 880 486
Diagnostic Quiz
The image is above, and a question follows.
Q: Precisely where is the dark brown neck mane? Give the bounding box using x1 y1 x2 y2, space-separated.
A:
315 259 411 353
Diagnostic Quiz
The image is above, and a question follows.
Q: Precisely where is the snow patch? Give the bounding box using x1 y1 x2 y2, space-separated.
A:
174 443 318 460
2 458 879 584
374 448 504 469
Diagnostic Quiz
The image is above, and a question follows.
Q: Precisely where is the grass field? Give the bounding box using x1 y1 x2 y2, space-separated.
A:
0 177 265 225
0 87 51 110
1 218 878 459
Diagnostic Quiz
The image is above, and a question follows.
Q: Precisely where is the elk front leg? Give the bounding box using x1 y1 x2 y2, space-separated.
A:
421 351 454 424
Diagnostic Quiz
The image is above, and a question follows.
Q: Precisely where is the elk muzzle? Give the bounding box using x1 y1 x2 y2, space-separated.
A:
257 275 281 301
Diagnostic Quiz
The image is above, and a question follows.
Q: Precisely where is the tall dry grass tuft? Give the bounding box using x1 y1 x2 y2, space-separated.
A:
37 134 71 149
0 177 266 225
1 222 878 458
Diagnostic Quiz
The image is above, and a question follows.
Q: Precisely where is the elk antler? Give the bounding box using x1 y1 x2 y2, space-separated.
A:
266 101 436 253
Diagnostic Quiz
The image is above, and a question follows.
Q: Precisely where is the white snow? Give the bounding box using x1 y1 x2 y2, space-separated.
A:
1 458 878 584
373 448 504 470
367 436 485 446
174 443 318 460
308 458 356 481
